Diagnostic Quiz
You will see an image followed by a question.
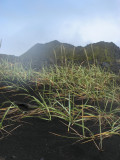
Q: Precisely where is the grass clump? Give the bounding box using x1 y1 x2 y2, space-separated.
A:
0 59 39 82
0 59 120 150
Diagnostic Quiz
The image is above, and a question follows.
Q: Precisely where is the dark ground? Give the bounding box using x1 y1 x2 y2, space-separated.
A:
0 82 120 160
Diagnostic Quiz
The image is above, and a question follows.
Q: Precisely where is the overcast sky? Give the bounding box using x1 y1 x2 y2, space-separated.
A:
0 0 120 56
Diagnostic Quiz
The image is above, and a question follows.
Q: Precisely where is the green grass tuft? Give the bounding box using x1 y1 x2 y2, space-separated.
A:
0 58 120 150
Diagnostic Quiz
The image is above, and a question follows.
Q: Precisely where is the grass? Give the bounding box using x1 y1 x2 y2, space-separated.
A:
0 57 120 150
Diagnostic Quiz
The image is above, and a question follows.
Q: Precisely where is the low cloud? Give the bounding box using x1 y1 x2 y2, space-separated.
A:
57 18 120 46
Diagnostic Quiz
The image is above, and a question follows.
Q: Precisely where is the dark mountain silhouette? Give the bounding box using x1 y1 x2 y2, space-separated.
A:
19 40 76 68
0 40 120 73
0 54 19 63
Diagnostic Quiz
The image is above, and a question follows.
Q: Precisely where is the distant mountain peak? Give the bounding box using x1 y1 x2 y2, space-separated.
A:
45 40 61 45
49 40 60 43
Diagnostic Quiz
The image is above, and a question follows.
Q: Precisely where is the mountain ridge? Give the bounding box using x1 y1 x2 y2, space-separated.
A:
0 40 120 57
0 40 120 73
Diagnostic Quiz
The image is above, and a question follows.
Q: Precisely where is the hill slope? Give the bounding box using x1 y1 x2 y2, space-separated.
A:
20 40 120 72
0 40 120 73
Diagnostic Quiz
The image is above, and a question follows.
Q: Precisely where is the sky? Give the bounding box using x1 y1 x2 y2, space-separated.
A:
0 0 120 56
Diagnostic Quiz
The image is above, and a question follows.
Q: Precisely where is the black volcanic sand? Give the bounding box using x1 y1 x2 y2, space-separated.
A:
0 82 120 160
